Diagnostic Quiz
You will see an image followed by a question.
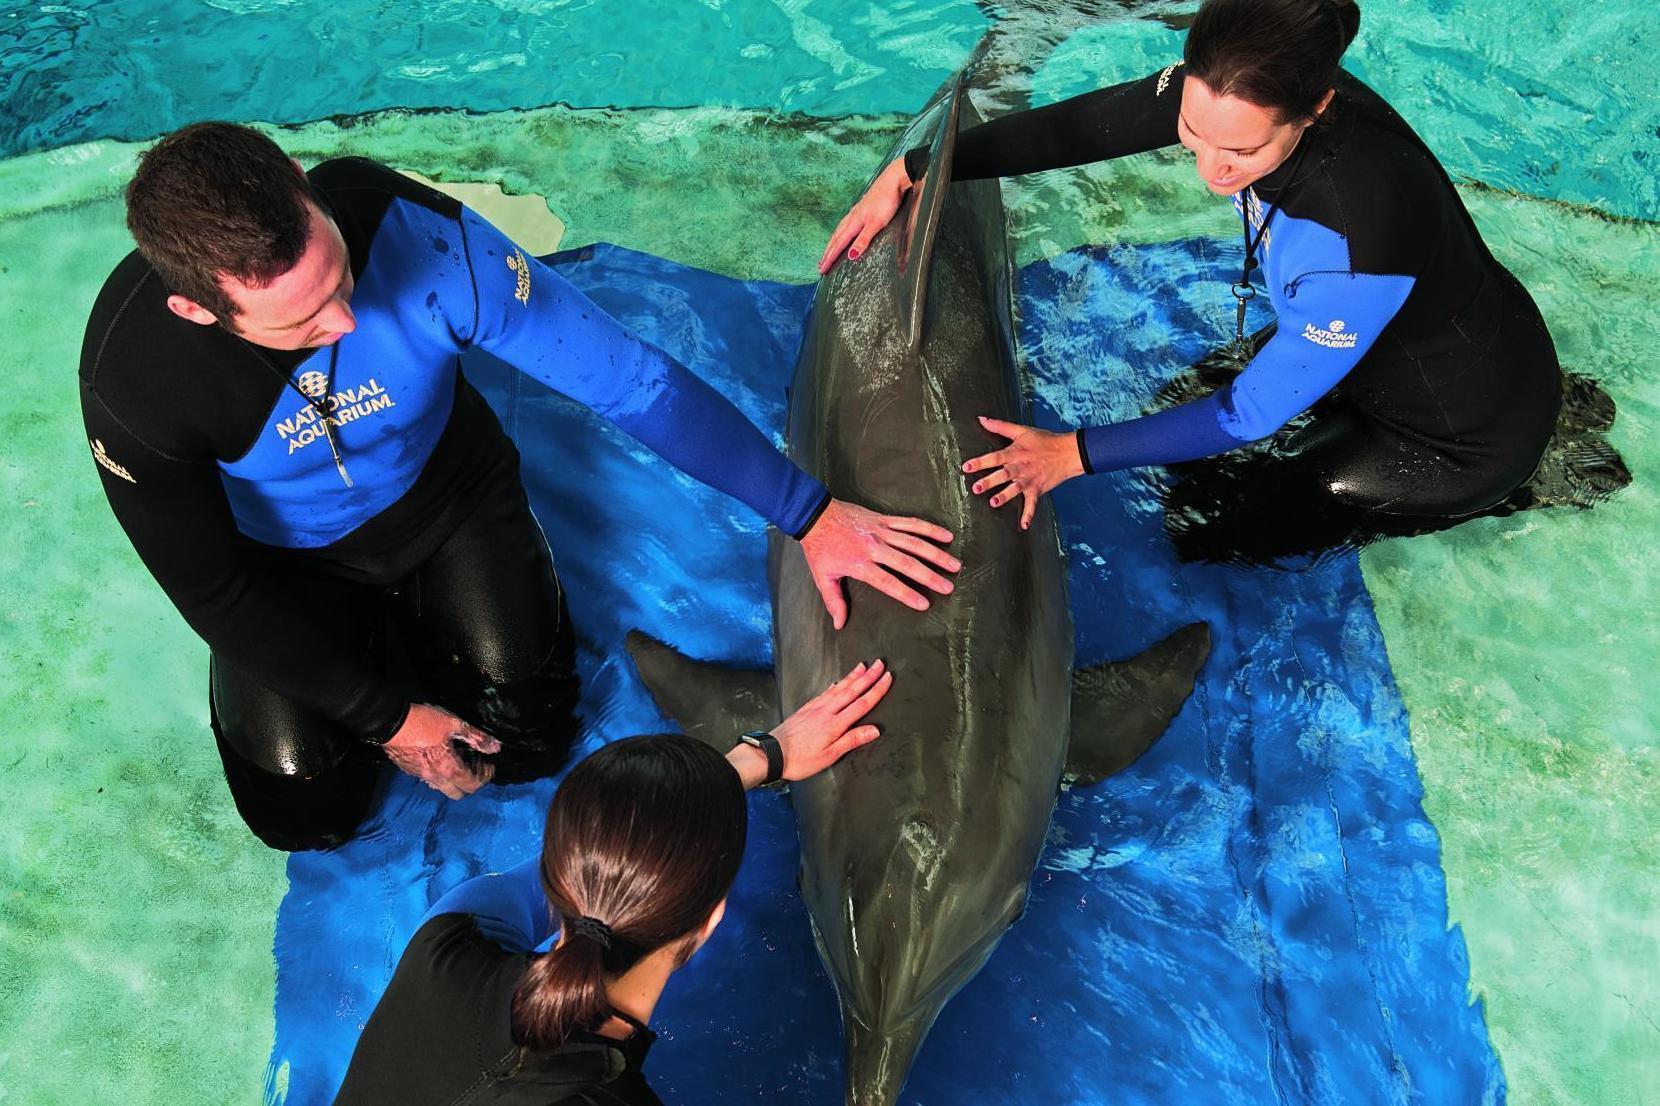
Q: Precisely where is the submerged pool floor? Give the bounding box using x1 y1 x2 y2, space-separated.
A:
2 5 1657 1104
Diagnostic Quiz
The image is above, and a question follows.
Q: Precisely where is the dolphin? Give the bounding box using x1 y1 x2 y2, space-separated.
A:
627 76 1211 1106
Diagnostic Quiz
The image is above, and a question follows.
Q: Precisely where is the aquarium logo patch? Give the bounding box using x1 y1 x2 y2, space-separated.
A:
275 379 397 455
90 439 136 484
508 248 531 306
1157 61 1183 97
296 370 330 399
1302 319 1359 349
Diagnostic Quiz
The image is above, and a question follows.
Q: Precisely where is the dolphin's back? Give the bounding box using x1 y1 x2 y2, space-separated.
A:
768 85 1074 1106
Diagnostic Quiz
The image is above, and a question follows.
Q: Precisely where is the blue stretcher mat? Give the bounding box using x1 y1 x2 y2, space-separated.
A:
269 242 1503 1106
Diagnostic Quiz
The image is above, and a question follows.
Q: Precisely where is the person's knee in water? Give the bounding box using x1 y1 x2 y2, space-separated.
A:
332 659 893 1105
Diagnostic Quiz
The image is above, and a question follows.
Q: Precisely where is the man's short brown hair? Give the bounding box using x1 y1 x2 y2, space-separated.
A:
126 122 317 321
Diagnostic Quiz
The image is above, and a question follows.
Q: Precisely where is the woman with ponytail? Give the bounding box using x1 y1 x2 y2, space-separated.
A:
333 658 894 1105
824 0 1582 565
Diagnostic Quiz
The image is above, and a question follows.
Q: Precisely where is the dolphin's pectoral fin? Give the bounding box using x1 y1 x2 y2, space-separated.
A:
1064 622 1211 788
623 630 776 753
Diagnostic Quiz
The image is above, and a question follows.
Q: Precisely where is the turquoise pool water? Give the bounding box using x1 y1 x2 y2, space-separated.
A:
1 2 1655 1104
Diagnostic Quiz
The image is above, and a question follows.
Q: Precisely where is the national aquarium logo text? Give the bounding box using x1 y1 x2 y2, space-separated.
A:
277 379 396 454
1302 319 1359 349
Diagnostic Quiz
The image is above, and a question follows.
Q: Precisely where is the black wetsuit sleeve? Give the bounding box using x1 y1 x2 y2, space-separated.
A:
80 384 409 743
903 65 1184 183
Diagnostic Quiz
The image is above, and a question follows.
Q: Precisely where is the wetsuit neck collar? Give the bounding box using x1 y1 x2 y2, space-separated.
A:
1252 133 1316 197
586 1009 656 1069
1251 95 1346 198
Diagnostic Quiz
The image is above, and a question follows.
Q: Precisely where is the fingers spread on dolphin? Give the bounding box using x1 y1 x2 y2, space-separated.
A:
855 565 930 612
886 515 955 545
820 222 854 273
884 531 961 575
971 466 1014 496
839 670 894 724
873 545 954 595
829 659 887 711
977 415 1022 440
838 724 882 753
963 448 1006 476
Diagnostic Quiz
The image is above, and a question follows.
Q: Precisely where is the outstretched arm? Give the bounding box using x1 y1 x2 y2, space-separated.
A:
456 210 959 624
905 64 1186 184
823 65 1185 273
964 268 1416 521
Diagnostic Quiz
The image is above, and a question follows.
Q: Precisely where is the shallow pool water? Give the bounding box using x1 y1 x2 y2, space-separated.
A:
1 3 1655 1104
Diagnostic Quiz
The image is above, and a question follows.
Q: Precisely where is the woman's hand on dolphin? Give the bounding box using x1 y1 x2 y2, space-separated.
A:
963 416 1086 530
819 158 913 274
746 659 890 785
800 499 959 630
382 703 501 800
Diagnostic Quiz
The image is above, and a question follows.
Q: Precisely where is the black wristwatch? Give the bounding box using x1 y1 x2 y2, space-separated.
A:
737 730 785 785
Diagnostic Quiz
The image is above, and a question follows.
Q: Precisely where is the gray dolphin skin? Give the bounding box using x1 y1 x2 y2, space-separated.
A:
628 75 1211 1106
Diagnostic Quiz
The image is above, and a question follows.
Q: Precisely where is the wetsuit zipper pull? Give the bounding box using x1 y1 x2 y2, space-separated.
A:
322 422 354 488
1230 277 1257 356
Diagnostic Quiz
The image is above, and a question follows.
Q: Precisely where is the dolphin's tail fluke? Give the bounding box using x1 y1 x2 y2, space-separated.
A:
843 1015 935 1106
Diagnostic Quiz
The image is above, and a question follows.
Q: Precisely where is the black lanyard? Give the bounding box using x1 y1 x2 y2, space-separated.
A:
308 344 353 488
246 339 354 488
1230 135 1312 354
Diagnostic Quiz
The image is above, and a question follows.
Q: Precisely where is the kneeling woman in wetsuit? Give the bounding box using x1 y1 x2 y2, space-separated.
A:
332 659 892 1105
823 0 1568 565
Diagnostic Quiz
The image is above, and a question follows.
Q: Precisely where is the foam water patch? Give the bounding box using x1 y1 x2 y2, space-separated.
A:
269 242 1501 1104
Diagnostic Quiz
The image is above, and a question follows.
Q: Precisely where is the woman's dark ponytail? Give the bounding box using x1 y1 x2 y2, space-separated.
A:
511 932 612 1050
1185 0 1363 123
510 735 747 1049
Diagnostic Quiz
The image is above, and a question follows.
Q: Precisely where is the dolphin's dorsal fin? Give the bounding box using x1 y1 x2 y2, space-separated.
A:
624 630 776 752
895 77 965 352
1065 623 1212 787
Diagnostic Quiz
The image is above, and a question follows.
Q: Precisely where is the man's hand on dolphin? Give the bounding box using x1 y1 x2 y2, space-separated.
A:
799 499 958 630
962 416 1086 530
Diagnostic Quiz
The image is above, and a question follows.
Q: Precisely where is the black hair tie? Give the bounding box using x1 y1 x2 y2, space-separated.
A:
568 915 614 950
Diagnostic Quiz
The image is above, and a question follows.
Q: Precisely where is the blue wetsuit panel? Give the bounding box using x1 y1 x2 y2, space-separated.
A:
219 199 464 546
219 198 828 548
456 209 829 537
1080 202 1415 473
423 856 552 952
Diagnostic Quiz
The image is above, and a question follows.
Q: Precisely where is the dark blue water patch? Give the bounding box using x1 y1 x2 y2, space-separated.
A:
269 242 1503 1105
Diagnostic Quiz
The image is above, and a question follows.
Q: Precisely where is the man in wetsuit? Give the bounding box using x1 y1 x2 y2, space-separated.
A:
80 122 959 851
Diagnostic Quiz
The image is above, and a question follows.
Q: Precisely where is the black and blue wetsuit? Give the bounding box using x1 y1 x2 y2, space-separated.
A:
334 859 663 1105
80 158 829 848
909 64 1564 563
